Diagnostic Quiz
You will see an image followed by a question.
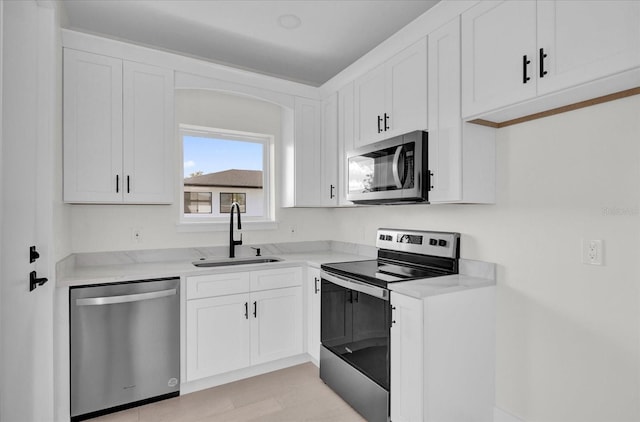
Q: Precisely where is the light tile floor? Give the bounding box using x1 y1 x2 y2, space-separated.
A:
88 363 367 422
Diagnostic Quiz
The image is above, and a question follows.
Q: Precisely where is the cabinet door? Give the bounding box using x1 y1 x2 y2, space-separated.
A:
338 82 355 207
354 64 386 146
321 93 339 206
293 97 322 206
250 287 303 365
428 18 463 203
461 0 537 117
390 292 424 422
123 61 174 203
63 49 123 203
537 0 640 95
387 37 428 137
306 268 321 362
186 294 251 381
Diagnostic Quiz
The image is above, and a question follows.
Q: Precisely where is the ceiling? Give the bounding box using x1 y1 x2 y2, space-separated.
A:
58 0 440 87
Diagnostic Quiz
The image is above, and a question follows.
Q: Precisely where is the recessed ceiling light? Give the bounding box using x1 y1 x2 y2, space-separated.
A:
277 14 302 30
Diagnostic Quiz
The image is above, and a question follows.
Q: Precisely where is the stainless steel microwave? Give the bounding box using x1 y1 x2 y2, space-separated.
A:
346 131 429 204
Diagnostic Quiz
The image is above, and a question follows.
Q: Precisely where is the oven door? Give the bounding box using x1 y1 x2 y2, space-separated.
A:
320 271 390 390
346 130 428 204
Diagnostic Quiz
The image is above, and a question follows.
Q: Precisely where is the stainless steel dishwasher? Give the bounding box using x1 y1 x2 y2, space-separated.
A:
70 277 180 421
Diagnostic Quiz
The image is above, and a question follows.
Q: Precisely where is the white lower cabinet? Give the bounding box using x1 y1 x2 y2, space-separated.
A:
185 267 303 382
186 293 251 381
251 287 303 365
390 287 496 422
390 293 424 422
306 267 321 363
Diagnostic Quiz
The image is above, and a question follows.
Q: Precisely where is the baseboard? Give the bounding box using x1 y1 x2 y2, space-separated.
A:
494 407 524 422
180 354 311 395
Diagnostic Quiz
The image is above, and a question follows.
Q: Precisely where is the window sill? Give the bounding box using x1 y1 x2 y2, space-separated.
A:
176 220 279 232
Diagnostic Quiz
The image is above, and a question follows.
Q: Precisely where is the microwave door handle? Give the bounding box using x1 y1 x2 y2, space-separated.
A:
392 145 404 188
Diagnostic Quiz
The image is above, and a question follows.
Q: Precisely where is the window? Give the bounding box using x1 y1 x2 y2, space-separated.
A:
184 192 212 214
220 193 246 213
180 125 274 226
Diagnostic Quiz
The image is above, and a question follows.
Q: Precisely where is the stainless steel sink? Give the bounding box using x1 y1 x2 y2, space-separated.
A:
192 256 282 267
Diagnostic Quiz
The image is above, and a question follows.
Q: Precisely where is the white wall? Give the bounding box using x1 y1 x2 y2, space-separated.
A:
329 96 640 422
68 89 332 253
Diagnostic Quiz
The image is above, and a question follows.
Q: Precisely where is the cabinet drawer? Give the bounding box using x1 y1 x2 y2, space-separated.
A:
186 272 251 300
250 267 302 291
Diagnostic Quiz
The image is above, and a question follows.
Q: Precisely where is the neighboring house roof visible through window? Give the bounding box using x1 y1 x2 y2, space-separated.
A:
184 169 263 189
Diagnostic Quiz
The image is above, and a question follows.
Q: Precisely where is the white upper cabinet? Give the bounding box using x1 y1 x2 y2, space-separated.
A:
289 97 322 207
321 93 339 206
462 0 640 119
428 17 463 203
63 49 123 203
536 0 640 95
354 37 428 146
337 82 355 207
428 17 495 204
354 64 387 146
63 49 174 204
461 0 537 118
122 61 174 203
285 95 339 208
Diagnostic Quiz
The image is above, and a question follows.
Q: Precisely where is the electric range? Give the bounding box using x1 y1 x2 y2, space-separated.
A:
319 228 460 422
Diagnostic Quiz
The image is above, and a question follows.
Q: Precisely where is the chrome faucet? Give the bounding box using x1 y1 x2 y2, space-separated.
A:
229 202 242 258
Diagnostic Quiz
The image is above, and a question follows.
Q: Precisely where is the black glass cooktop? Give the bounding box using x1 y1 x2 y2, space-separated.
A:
321 259 452 289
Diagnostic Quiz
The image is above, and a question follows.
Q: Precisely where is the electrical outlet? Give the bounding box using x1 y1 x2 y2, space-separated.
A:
582 239 603 265
132 228 143 243
289 225 297 236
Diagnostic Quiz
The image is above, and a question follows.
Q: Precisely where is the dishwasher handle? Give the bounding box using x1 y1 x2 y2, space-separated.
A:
75 288 177 306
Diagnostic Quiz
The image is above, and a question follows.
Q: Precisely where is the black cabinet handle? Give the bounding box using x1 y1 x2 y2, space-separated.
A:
539 48 548 78
253 301 257 318
29 271 48 292
377 115 383 133
314 277 319 294
522 55 531 84
116 175 119 193
330 184 335 199
126 175 130 193
384 113 389 131
29 246 40 263
244 302 249 319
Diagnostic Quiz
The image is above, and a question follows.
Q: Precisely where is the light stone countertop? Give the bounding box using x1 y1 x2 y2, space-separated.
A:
388 274 496 299
56 240 496 296
56 241 377 288
387 258 497 299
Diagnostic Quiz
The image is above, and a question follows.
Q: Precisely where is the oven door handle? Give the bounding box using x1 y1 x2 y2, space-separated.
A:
321 271 389 301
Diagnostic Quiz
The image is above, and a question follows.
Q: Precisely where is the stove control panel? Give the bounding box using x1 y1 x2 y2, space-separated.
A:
376 228 460 259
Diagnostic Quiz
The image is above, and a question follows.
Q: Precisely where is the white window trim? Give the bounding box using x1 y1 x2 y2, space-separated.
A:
177 124 276 230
